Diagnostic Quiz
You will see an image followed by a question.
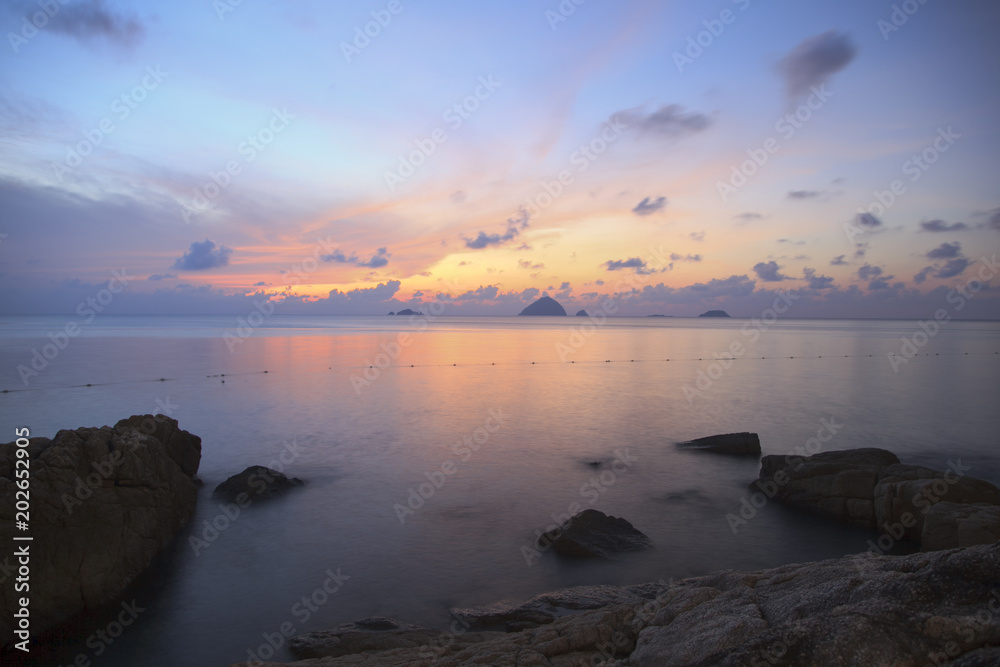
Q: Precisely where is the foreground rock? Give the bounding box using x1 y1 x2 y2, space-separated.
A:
228 541 1000 666
213 465 304 502
0 415 201 645
755 448 1000 549
677 432 761 456
289 617 503 660
537 509 651 559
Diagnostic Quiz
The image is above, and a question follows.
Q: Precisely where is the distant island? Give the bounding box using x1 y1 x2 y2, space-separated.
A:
575 309 588 317
647 314 673 318
698 310 731 318
389 309 422 316
519 296 567 316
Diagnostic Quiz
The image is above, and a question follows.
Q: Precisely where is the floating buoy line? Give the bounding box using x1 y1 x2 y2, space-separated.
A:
1 351 997 395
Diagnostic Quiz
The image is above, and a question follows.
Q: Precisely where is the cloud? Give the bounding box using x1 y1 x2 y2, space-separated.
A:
617 104 711 136
913 266 934 284
173 239 233 271
463 207 530 249
778 30 857 98
856 213 882 229
803 267 835 290
854 242 869 259
868 276 895 291
857 264 882 281
605 257 648 271
148 273 177 281
670 253 702 262
920 219 968 232
926 242 962 259
734 212 763 223
830 255 848 265
632 196 667 216
42 0 145 51
787 190 822 200
777 239 806 245
690 231 706 242
934 258 970 279
752 261 788 282
323 247 390 268
990 208 1000 231
518 259 544 270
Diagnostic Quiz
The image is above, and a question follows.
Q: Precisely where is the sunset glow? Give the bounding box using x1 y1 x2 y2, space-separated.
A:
1 0 999 318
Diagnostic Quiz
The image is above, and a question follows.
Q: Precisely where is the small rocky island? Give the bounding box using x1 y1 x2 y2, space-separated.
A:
698 309 731 318
518 296 567 316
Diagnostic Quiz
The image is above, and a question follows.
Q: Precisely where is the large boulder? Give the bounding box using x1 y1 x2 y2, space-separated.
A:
755 448 1000 550
873 463 1000 542
921 502 1000 551
0 415 201 645
226 542 1000 666
757 448 900 527
212 465 304 503
537 509 651 559
677 432 761 456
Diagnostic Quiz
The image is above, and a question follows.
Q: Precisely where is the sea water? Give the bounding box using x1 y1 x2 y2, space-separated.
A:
1 315 998 666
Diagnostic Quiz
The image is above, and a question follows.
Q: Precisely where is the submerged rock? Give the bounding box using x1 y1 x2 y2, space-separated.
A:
0 414 201 645
755 448 1000 549
677 432 761 456
212 465 304 502
228 542 1000 666
537 509 651 558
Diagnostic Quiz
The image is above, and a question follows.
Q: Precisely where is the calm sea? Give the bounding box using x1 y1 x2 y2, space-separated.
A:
1 315 998 667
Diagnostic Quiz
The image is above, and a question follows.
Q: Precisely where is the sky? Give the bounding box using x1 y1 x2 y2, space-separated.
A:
1 0 999 318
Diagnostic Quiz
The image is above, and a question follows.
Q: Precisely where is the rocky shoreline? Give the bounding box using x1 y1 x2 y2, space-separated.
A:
227 542 1000 666
3 417 1000 665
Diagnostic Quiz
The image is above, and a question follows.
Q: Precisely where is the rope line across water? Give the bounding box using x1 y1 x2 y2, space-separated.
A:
2 351 997 395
